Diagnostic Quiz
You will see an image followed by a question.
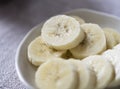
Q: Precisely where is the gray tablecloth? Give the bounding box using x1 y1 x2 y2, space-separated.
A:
0 0 120 89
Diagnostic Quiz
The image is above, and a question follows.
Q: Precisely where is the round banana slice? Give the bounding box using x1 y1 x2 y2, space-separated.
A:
68 59 96 89
70 23 106 59
70 15 85 24
35 58 78 89
103 28 120 44
41 15 85 50
28 36 66 66
83 55 115 89
103 28 117 49
102 49 120 87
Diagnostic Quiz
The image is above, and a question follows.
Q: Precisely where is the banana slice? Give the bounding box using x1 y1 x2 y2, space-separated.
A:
103 28 120 44
70 15 85 24
102 49 120 87
35 58 78 89
28 36 66 66
68 59 96 89
70 23 106 59
83 55 115 89
103 28 117 49
41 15 85 50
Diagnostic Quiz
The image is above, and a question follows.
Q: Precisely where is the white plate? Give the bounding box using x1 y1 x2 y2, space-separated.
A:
15 9 120 89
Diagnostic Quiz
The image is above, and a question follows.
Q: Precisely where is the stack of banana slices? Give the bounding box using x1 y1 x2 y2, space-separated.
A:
27 15 120 89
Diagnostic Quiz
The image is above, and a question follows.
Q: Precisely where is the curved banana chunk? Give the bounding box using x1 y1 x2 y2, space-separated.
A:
83 55 115 89
70 23 106 59
28 36 66 66
103 28 120 44
102 49 120 87
70 15 85 24
35 58 78 89
103 28 117 49
68 59 96 89
41 15 85 50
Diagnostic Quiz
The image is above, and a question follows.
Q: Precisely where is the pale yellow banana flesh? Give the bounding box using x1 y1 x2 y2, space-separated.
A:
103 28 120 44
103 29 117 49
27 36 66 66
35 59 77 89
102 47 120 87
68 59 96 89
70 23 106 59
83 55 115 89
41 15 85 50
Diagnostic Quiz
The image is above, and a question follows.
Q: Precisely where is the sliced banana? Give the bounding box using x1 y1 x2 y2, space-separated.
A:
103 28 120 44
83 55 115 89
102 49 120 87
35 58 78 89
70 15 85 24
68 59 96 89
41 15 85 50
103 28 117 49
27 36 66 66
70 23 106 59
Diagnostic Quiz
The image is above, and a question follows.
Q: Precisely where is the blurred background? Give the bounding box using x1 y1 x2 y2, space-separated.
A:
0 0 120 89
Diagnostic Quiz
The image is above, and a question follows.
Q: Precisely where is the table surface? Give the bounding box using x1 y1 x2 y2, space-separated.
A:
0 0 120 89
